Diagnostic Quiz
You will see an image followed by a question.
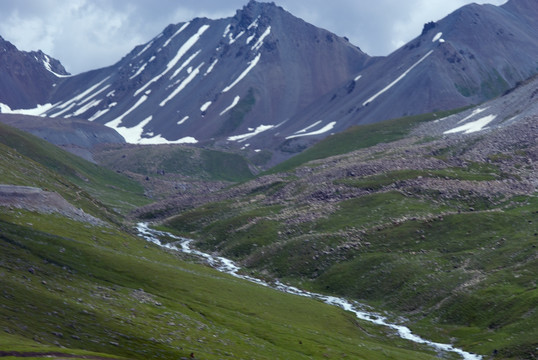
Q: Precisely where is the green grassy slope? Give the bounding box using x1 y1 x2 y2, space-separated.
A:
0 122 148 214
0 210 440 359
0 126 437 358
162 115 537 358
94 143 254 183
271 107 471 173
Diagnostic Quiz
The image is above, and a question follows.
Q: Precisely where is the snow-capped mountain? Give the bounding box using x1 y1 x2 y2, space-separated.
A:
37 1 370 149
272 0 538 156
1 0 537 166
0 36 69 109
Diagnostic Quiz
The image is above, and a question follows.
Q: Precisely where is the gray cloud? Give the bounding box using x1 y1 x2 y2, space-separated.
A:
0 0 506 74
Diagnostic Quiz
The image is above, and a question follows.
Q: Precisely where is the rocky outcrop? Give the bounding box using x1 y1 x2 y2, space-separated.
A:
0 185 104 225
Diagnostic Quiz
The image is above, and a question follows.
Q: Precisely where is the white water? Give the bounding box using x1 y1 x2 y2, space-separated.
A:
136 223 481 360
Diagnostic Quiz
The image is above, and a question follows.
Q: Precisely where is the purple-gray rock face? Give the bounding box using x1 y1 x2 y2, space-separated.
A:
2 0 537 166
278 0 538 153
41 1 370 149
0 36 69 109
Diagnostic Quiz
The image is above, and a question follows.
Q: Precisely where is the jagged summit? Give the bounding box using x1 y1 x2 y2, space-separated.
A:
1 0 537 167
31 1 369 158
0 36 69 109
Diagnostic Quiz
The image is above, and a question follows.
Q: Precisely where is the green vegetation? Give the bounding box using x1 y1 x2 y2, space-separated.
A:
0 125 438 359
0 122 148 214
163 109 537 358
95 144 254 183
0 210 439 360
271 107 471 173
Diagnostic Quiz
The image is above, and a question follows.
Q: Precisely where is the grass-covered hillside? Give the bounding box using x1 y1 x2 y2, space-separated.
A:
0 122 149 215
157 112 537 359
93 143 255 200
0 122 440 359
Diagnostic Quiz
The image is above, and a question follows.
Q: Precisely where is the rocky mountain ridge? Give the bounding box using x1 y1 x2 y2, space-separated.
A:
0 36 69 109
1 0 537 168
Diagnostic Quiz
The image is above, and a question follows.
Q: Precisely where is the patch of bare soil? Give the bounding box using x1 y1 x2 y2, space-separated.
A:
0 185 104 225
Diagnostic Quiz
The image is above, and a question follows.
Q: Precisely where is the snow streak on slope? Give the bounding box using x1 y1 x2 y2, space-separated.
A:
204 59 219 76
363 50 434 106
200 101 212 112
444 115 497 134
134 24 210 97
286 121 336 139
160 62 205 107
228 124 274 142
163 22 190 48
220 96 241 115
106 95 148 128
252 26 271 51
222 53 261 93
49 76 110 116
294 120 322 134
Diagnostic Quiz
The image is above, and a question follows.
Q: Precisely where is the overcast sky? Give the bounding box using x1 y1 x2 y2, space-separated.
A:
0 0 507 74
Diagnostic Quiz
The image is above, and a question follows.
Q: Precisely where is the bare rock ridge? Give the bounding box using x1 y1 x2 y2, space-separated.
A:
0 36 69 109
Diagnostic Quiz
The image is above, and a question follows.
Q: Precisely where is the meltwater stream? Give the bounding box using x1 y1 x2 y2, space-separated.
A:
136 223 482 360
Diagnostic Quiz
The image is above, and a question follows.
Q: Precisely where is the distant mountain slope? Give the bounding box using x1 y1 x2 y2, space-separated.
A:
142 77 537 358
0 36 69 109
0 113 125 162
270 0 538 159
39 0 370 149
2 0 537 167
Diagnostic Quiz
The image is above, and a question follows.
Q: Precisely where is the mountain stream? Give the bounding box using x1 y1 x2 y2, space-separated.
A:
136 223 482 360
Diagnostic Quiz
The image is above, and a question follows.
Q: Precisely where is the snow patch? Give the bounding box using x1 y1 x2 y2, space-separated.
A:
88 108 110 121
160 62 204 107
294 120 322 134
0 102 54 116
286 121 336 139
228 124 274 142
139 135 198 145
200 101 212 112
204 59 218 76
106 95 148 129
111 115 153 143
177 116 189 125
248 16 260 30
251 26 271 52
170 50 201 80
51 76 110 114
42 55 71 78
219 96 240 116
72 99 101 117
228 31 244 45
222 53 261 93
363 50 433 106
432 32 443 42
129 62 148 80
134 40 153 58
444 115 497 134
457 107 489 124
135 24 209 97
222 24 231 38
163 22 190 47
